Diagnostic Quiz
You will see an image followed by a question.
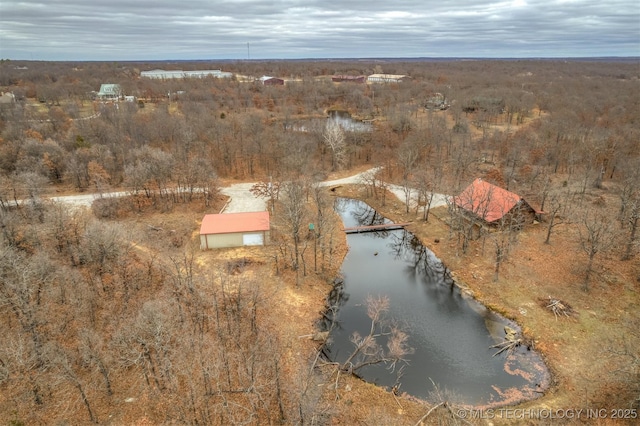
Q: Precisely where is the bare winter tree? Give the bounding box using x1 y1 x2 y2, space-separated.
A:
323 295 413 395
125 146 175 199
490 203 525 281
278 180 308 286
13 171 49 206
0 248 54 367
80 221 129 278
311 181 335 273
86 160 111 196
292 352 334 425
250 179 281 216
578 211 618 291
397 139 420 213
323 118 347 171
46 342 98 424
543 190 576 245
359 168 380 199
174 156 219 206
78 328 113 397
618 169 640 225
413 166 442 222
205 269 287 424
113 299 176 392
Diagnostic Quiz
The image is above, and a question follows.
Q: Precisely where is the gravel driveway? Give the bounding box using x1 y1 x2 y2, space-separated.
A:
219 168 382 213
386 183 449 209
219 183 266 213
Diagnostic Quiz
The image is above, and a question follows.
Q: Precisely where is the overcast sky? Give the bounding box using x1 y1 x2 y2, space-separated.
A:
1 0 638 61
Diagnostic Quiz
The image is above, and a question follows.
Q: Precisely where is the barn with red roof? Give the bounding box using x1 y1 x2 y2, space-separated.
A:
200 211 270 249
453 178 539 228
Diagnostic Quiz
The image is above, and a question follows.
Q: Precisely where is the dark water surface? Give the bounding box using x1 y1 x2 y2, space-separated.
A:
323 198 549 407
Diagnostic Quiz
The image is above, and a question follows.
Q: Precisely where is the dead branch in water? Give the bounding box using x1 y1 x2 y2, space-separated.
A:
491 325 522 356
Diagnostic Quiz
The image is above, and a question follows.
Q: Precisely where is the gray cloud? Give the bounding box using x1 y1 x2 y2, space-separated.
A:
1 0 638 60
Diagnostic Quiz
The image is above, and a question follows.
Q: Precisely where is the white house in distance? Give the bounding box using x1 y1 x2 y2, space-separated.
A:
200 211 270 249
141 69 233 79
96 84 122 100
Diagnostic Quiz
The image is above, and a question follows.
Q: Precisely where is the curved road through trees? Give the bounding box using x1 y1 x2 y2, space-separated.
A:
36 167 448 213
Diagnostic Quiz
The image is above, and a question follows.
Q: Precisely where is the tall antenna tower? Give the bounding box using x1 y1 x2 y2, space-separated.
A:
247 42 250 60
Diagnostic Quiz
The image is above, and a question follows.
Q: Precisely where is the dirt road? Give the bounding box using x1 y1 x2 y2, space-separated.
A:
41 167 448 213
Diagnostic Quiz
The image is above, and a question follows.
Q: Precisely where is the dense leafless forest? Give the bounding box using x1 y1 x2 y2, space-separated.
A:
0 58 638 424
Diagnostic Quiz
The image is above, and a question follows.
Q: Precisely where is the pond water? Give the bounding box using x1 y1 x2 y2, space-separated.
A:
321 198 549 407
328 110 373 132
284 110 373 133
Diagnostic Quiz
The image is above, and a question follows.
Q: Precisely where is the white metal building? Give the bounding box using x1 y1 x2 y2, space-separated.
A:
200 211 270 249
367 74 409 83
141 69 233 79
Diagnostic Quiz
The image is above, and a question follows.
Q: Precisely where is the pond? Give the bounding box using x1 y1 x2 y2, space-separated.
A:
321 198 549 407
284 110 373 133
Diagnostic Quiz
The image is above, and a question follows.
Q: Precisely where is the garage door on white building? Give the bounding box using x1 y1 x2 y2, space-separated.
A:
242 233 264 246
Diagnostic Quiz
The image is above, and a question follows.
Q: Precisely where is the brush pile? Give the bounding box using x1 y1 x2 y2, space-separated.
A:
541 296 574 320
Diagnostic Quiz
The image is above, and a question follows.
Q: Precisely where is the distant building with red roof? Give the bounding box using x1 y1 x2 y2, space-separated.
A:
200 211 270 249
453 178 538 226
259 76 285 85
332 75 366 83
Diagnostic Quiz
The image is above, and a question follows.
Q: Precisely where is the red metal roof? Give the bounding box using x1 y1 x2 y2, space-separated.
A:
200 211 270 235
454 178 523 223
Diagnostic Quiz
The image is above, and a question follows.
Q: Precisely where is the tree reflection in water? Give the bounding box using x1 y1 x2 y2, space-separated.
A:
317 277 349 333
388 230 455 288
335 197 391 238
